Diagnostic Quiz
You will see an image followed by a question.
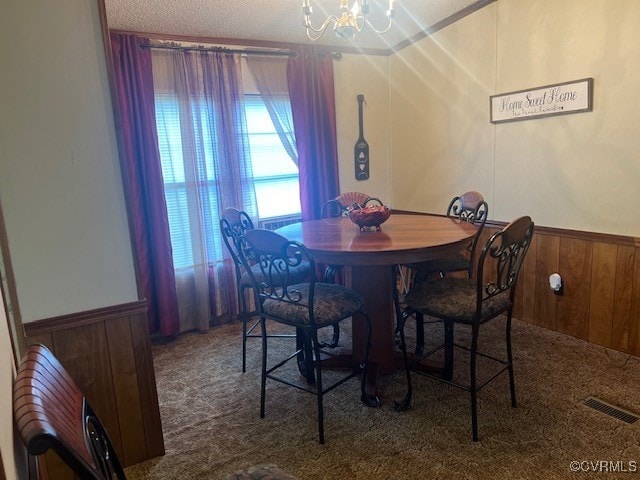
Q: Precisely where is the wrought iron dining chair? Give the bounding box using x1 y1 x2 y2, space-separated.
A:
394 216 534 441
395 191 489 356
220 208 310 373
239 228 380 444
13 343 127 480
410 191 488 279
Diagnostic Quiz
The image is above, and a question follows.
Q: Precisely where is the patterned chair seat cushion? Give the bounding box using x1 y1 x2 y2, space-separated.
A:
409 252 470 276
240 261 311 288
262 283 364 326
404 278 512 324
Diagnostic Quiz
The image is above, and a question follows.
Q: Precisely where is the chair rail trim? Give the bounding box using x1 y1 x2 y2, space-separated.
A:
23 300 148 336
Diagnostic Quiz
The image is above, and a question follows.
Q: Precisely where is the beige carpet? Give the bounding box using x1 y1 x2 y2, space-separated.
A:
125 317 640 480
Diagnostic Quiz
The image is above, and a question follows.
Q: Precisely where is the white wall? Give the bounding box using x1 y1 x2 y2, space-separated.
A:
493 0 640 235
0 289 27 480
390 4 497 216
334 54 392 205
389 0 640 237
0 0 138 322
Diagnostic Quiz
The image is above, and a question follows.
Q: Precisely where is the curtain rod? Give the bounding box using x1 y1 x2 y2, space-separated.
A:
140 43 296 58
139 43 342 59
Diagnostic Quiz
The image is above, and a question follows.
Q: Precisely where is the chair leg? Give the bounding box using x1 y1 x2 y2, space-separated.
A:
359 311 381 407
332 324 340 347
311 331 325 444
318 324 340 349
394 309 413 411
392 265 422 355
506 312 517 408
240 287 248 373
242 315 248 373
303 332 316 385
415 312 425 356
260 317 268 419
319 265 341 348
470 324 479 442
443 321 454 381
392 265 401 323
294 328 316 385
296 328 306 374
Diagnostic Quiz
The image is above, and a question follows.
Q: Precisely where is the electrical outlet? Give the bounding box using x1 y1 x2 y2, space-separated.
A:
549 273 563 296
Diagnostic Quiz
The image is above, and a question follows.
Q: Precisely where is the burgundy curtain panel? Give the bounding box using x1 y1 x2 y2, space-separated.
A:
109 33 180 336
287 46 340 220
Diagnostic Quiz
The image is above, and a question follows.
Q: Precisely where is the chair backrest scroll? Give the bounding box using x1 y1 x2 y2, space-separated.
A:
447 191 489 270
240 229 318 325
476 216 534 309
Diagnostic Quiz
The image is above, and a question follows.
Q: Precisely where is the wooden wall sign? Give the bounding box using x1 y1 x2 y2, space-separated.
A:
354 94 370 180
490 78 593 124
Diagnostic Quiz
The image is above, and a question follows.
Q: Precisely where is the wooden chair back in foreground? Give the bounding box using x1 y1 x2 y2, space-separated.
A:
13 343 126 479
239 228 380 444
395 216 534 442
321 192 383 218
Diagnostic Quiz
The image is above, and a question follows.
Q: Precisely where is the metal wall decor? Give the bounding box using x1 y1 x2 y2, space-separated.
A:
355 94 369 180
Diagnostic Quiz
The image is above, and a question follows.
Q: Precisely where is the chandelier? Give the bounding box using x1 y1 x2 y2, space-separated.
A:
302 0 396 41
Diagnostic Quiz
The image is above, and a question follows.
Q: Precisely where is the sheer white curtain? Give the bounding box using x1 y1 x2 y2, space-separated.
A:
246 56 298 166
152 49 257 332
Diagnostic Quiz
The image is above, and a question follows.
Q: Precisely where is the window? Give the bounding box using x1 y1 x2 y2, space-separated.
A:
245 95 301 219
155 93 198 269
154 93 300 269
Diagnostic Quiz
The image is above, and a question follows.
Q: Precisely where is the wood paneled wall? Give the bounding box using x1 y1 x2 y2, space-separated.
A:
477 223 640 357
23 300 163 478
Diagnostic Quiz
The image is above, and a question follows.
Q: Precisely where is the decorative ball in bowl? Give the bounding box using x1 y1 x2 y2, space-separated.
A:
348 205 391 231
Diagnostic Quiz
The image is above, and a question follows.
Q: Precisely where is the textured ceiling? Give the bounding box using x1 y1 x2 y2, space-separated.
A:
104 0 481 50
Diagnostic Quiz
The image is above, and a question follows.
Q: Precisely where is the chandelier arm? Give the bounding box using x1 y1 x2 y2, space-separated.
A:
305 28 329 41
364 17 393 34
304 15 339 34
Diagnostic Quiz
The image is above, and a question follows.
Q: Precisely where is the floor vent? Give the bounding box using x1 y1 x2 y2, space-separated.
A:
583 396 639 424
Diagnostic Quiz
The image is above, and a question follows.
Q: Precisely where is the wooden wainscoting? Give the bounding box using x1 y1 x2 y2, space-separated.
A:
477 222 640 357
23 300 163 478
394 210 640 357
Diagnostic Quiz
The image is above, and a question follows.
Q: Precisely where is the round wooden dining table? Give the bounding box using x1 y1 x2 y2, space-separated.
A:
275 213 476 391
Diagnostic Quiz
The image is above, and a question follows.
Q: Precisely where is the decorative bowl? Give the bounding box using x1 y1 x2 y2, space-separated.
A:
348 205 391 231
